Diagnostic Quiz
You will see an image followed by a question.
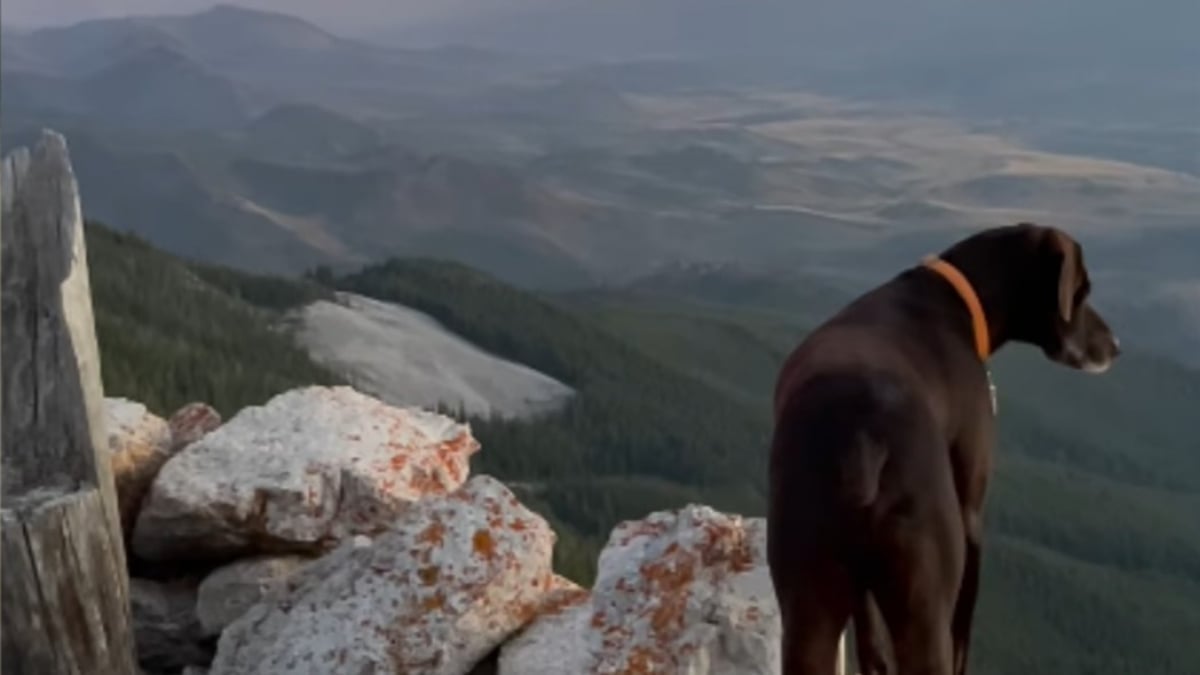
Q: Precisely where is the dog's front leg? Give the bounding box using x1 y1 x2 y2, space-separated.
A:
951 512 984 675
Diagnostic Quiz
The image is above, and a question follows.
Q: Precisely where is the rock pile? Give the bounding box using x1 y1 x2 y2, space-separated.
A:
107 385 785 675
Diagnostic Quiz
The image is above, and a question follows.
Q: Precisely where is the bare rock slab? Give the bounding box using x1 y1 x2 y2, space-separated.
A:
209 475 556 675
132 386 479 562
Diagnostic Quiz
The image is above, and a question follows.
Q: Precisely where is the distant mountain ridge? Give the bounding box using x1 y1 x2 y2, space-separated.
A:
2 41 249 131
0 4 528 127
2 5 348 75
401 0 1198 125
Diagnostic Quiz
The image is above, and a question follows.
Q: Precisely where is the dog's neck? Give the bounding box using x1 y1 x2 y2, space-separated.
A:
918 255 1002 414
922 256 991 359
934 250 1020 357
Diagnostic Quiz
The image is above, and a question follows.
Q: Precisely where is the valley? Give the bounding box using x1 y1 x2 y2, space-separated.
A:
6 7 1198 301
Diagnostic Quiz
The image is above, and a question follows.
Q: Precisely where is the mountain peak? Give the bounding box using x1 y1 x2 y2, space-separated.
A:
194 3 317 24
183 3 340 46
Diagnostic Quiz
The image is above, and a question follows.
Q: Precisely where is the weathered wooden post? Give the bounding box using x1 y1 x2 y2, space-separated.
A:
1 131 137 674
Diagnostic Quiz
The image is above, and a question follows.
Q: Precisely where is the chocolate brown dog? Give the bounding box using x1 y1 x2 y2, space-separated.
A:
767 223 1119 675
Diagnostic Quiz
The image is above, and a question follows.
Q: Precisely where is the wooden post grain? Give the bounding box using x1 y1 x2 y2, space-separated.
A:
1 130 137 675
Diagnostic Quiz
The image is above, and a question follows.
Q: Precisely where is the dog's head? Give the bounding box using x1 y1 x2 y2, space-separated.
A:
949 223 1120 373
1012 223 1120 373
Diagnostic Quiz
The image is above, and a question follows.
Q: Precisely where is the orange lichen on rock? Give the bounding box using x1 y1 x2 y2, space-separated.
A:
421 591 447 612
472 529 497 561
408 470 443 494
580 507 780 675
641 553 696 638
519 576 588 623
624 646 666 675
417 566 441 586
417 521 446 548
389 453 408 471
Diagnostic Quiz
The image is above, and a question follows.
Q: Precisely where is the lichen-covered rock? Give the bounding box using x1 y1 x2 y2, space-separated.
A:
497 579 591 675
501 506 780 675
196 555 312 637
130 578 214 674
589 507 779 674
106 398 174 538
168 402 222 452
132 386 479 562
209 475 556 675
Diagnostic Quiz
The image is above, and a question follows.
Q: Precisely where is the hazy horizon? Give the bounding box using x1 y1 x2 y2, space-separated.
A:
0 0 543 34
6 0 1194 71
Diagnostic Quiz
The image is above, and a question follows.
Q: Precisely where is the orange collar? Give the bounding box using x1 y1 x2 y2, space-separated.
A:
922 256 991 360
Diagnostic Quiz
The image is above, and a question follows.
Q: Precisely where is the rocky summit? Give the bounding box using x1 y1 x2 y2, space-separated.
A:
110 385 790 675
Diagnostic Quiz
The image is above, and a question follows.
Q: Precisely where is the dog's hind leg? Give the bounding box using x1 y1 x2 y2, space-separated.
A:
778 586 853 674
871 536 961 675
771 548 855 675
870 476 964 675
853 590 893 675
951 513 984 675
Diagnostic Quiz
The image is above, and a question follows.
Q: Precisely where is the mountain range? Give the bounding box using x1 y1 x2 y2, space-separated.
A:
6 5 1198 364
5 3 1196 667
398 0 1199 121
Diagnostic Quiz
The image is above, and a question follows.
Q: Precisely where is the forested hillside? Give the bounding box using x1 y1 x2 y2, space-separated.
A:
87 222 339 416
87 224 1200 675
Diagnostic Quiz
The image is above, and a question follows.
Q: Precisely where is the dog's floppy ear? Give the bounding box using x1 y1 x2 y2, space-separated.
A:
1046 228 1080 323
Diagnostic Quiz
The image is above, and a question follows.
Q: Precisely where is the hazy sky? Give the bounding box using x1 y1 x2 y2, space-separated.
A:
0 0 520 33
